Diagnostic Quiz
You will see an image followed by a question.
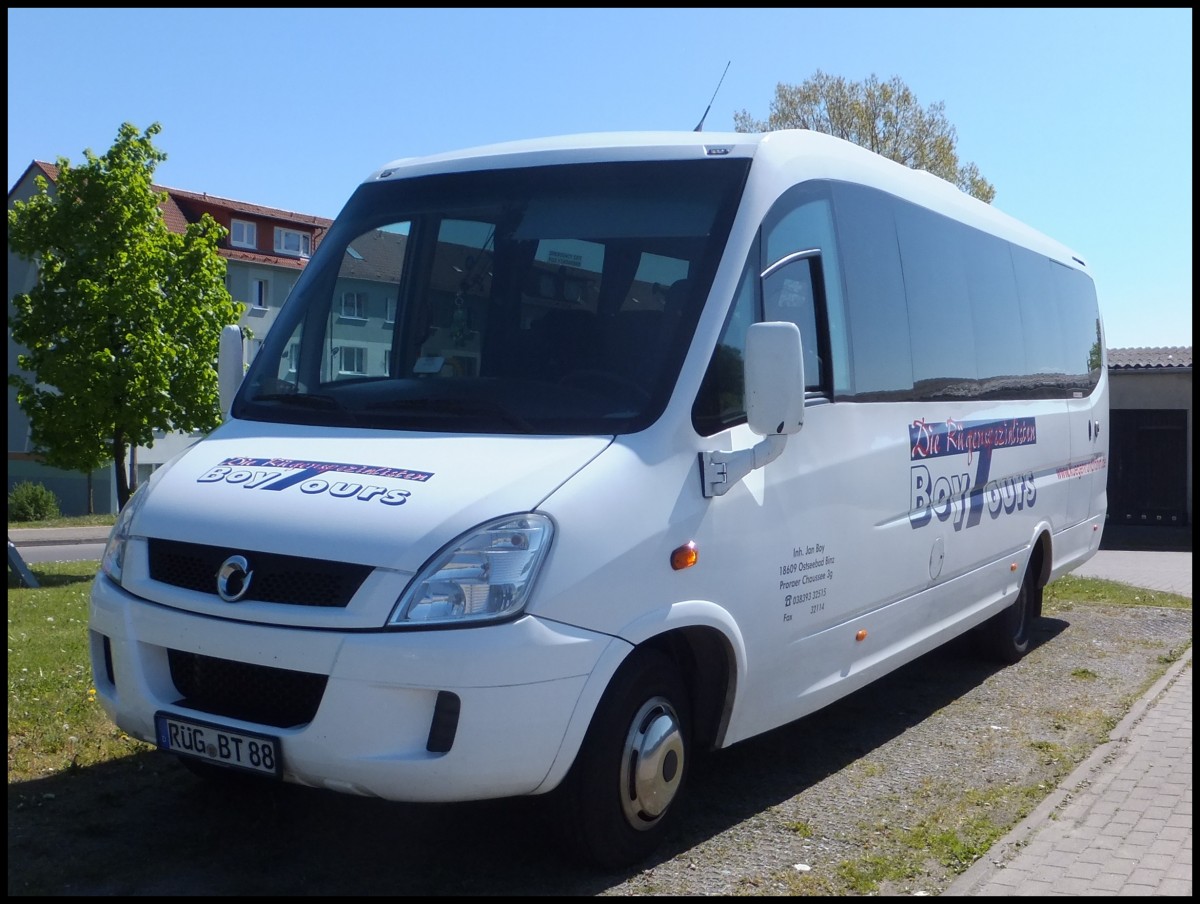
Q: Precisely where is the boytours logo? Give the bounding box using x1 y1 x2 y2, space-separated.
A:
197 457 433 506
909 417 1037 530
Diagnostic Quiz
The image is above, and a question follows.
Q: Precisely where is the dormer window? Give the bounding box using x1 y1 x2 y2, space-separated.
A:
230 219 257 250
274 227 311 258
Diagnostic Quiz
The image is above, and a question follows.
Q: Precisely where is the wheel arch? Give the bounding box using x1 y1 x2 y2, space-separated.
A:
617 599 744 754
535 602 742 795
1028 527 1052 618
639 624 737 755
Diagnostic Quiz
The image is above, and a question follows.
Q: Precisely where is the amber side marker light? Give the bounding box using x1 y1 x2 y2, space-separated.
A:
855 629 868 642
1010 562 1018 572
671 541 698 571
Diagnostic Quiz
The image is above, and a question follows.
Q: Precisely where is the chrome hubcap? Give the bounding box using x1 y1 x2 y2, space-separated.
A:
619 696 684 829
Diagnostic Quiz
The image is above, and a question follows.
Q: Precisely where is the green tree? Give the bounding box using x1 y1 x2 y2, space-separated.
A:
734 70 996 203
8 122 243 510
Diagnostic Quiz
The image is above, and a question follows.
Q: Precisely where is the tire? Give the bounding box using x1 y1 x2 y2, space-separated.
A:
978 567 1038 664
554 647 691 870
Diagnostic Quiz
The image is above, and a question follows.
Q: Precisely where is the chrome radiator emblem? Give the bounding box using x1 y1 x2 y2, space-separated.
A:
216 555 253 602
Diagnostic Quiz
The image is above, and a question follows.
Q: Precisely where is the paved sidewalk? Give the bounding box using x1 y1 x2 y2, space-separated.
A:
947 650 1192 896
1071 549 1193 597
946 548 1193 897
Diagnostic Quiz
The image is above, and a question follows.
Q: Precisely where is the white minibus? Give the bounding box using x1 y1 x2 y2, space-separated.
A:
89 129 1108 868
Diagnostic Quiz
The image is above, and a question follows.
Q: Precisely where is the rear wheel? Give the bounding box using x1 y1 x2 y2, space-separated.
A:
554 647 691 870
978 567 1038 663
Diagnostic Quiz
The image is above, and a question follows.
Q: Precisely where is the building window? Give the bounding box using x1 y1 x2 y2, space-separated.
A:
341 291 367 319
339 346 366 375
231 219 257 250
286 342 299 374
252 278 269 308
384 296 396 323
274 227 311 258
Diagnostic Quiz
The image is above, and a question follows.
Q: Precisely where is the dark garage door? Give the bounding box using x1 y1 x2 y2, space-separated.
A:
1107 408 1188 526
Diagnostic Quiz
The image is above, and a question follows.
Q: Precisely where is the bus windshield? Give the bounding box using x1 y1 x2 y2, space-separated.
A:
235 158 750 435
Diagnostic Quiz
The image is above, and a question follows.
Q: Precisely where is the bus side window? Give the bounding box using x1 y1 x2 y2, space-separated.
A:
762 254 826 393
692 262 756 436
763 190 846 395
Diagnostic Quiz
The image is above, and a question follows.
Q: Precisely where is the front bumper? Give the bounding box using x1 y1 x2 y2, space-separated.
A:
88 573 621 801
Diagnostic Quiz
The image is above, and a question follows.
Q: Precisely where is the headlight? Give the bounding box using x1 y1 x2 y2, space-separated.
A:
389 513 554 627
100 484 150 586
98 444 189 586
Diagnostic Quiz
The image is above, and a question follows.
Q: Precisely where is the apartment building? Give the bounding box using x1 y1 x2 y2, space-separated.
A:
7 161 332 513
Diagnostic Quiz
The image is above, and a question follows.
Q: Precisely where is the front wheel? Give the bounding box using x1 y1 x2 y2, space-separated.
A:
553 647 691 870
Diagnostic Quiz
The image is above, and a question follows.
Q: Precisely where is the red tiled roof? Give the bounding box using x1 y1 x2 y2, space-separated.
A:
22 161 331 226
14 161 332 267
1107 347 1192 369
164 185 332 229
6 160 61 199
222 247 310 271
159 192 190 234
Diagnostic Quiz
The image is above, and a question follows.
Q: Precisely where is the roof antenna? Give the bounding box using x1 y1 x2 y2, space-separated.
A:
693 61 731 132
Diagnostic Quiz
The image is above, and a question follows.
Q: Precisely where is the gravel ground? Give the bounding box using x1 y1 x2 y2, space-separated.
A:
8 601 1192 896
604 603 1192 896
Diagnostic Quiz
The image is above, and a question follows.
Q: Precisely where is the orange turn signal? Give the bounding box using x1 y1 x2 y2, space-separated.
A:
855 629 868 642
671 541 698 571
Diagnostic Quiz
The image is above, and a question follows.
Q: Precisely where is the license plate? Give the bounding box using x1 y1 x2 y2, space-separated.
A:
155 711 282 778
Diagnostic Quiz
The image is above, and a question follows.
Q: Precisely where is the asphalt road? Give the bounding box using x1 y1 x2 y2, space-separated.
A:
14 541 105 564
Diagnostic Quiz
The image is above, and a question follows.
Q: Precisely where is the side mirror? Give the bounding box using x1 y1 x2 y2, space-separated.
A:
218 325 245 417
699 321 806 498
745 321 806 436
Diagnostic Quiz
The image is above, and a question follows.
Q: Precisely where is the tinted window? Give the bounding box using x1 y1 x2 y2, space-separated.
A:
894 201 978 396
237 158 750 435
763 254 825 392
1010 246 1067 378
1051 261 1104 390
692 260 755 436
763 183 847 393
963 228 1026 384
829 181 1100 401
830 182 912 398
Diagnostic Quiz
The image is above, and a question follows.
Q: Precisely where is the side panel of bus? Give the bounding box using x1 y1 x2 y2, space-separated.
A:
693 176 1105 745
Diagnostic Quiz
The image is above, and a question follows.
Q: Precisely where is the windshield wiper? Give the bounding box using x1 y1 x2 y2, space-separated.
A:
252 392 358 424
366 397 536 434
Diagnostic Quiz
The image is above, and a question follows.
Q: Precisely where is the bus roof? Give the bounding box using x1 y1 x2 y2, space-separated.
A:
365 129 1086 272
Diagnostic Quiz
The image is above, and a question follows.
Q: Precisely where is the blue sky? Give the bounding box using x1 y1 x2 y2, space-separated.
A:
7 8 1192 350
